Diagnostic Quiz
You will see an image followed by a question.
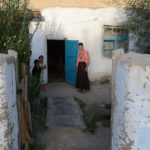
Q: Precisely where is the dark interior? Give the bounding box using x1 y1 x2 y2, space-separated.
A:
47 40 65 83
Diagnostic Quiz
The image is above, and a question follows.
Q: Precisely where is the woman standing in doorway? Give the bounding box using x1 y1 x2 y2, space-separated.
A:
39 55 48 92
76 43 90 93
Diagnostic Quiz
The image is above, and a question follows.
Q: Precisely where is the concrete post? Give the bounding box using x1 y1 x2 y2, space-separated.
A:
8 50 20 149
111 49 125 120
0 54 19 150
112 52 150 150
111 49 125 150
8 50 18 86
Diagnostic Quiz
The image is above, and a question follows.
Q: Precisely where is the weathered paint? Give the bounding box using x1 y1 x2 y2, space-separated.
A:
30 7 136 83
0 54 19 150
111 49 125 150
112 52 150 150
8 50 19 86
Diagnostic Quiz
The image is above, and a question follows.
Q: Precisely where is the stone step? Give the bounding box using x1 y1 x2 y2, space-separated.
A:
46 97 86 129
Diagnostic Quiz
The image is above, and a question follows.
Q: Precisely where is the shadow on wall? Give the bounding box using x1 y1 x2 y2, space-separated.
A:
30 15 66 83
81 23 112 81
44 15 66 40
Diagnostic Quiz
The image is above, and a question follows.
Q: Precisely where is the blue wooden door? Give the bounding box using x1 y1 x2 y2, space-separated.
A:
65 40 78 85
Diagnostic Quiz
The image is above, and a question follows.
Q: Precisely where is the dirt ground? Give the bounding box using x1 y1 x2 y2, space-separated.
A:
35 81 111 150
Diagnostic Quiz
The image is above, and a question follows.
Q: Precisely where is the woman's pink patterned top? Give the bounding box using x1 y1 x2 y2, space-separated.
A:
76 49 90 67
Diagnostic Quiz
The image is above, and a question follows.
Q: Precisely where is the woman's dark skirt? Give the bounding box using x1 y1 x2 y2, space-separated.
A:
76 62 90 90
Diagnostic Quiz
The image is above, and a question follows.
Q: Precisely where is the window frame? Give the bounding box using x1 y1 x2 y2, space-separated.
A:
102 26 129 59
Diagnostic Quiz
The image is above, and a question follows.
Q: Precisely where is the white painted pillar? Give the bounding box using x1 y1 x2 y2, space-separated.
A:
112 52 150 150
111 49 124 122
8 50 18 86
0 54 19 150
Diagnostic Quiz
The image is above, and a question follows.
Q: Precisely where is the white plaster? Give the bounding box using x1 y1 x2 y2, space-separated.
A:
6 63 19 150
112 52 150 150
0 55 19 150
30 7 135 82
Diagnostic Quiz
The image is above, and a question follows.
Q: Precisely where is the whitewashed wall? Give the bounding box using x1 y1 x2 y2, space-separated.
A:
112 52 150 150
30 7 136 83
0 54 19 150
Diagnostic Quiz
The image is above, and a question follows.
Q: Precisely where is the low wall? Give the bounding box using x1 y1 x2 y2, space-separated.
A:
112 52 150 150
0 53 19 150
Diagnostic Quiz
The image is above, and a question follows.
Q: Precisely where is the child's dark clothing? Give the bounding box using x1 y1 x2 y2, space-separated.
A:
32 66 41 81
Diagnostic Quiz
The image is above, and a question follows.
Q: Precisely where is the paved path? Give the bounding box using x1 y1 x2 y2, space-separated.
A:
42 82 111 107
46 97 86 129
37 82 111 150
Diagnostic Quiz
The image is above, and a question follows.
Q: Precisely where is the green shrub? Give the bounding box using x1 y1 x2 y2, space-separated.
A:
0 0 37 80
100 79 110 84
28 75 47 137
31 97 47 137
83 105 97 131
30 143 46 150
125 0 150 53
74 97 87 111
96 115 111 128
28 75 41 102
105 104 111 109
74 97 111 132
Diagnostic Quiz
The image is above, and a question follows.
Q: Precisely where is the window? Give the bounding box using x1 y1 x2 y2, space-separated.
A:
103 26 128 58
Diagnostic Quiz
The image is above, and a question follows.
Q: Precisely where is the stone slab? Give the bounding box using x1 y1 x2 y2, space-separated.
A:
46 97 86 129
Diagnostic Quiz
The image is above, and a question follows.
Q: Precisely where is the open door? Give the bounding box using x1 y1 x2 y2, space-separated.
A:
65 40 79 85
47 40 65 83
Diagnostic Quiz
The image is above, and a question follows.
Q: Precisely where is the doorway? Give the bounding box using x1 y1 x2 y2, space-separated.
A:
47 40 65 83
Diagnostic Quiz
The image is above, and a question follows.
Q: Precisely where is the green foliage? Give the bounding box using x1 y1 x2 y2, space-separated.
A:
74 97 96 132
105 104 111 109
28 75 41 102
0 0 37 79
100 79 110 84
28 75 47 149
74 97 111 133
28 75 47 136
31 97 47 137
30 143 46 150
83 105 97 131
74 97 87 110
96 115 111 128
125 0 150 53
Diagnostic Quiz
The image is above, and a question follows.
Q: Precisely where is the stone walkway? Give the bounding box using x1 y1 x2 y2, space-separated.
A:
37 82 111 150
46 97 86 129
42 82 111 107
